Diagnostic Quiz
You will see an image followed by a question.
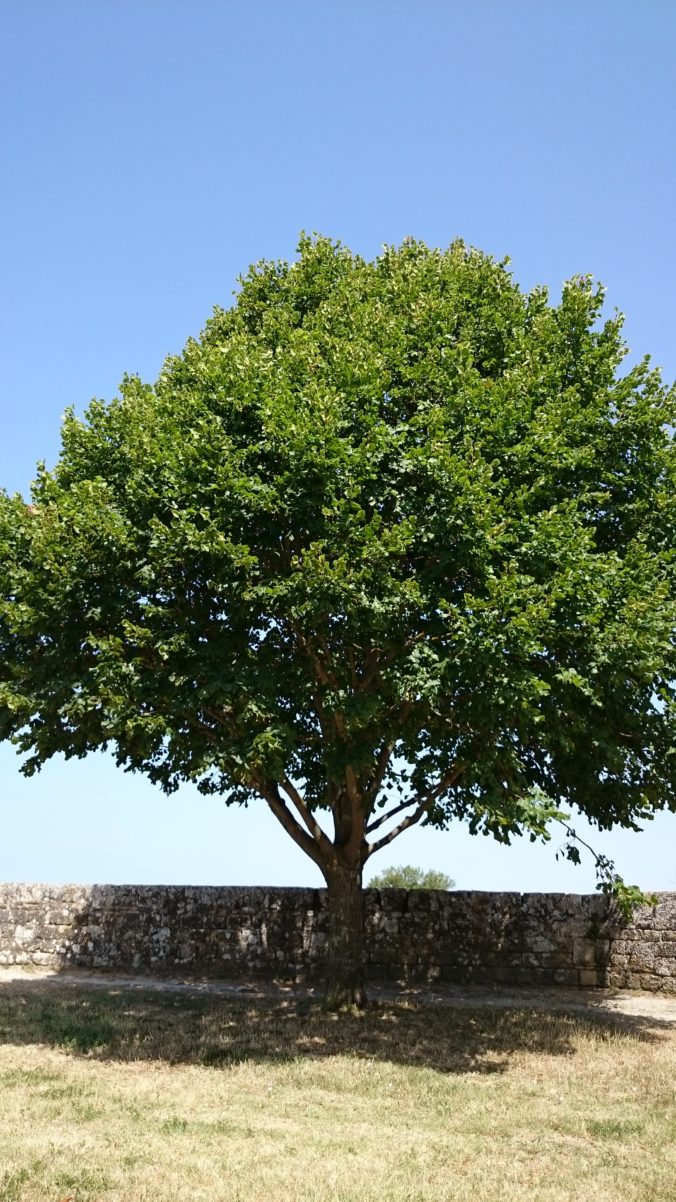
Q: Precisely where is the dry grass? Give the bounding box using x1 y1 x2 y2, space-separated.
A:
0 981 674 1202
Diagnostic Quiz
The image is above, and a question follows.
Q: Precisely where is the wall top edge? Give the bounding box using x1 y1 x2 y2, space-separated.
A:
1 882 675 902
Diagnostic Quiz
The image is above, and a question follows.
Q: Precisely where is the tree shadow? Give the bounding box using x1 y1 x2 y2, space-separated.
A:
0 975 671 1077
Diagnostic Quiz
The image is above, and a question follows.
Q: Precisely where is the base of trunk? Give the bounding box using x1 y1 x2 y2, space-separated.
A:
323 977 367 1010
325 863 366 1008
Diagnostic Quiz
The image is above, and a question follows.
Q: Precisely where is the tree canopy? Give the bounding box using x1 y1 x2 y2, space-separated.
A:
1 235 675 1001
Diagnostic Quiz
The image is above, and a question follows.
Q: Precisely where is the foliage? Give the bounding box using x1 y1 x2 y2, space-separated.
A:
1 235 675 976
368 864 455 890
556 825 659 920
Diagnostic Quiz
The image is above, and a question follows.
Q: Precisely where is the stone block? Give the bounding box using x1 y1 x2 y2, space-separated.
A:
578 969 601 987
573 939 598 968
30 951 57 965
553 968 580 986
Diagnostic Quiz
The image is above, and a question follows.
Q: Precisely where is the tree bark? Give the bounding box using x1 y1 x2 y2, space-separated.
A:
325 861 366 1008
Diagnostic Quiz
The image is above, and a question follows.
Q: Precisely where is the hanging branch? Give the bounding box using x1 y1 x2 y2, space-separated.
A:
556 820 657 920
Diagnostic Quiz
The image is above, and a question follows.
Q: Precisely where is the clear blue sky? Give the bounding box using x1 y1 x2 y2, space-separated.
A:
1 1 675 892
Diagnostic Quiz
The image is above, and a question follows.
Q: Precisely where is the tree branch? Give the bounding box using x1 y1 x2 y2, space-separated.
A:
285 621 337 742
366 799 431 857
365 763 466 858
255 777 327 873
347 646 358 690
286 621 330 685
344 763 359 805
280 776 334 859
362 704 413 809
365 793 418 834
364 740 395 808
360 648 383 690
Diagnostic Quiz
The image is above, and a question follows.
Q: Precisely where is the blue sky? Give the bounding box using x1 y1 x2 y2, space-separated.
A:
1 1 675 891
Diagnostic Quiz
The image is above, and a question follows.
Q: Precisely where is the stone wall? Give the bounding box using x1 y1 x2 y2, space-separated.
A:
1 883 675 992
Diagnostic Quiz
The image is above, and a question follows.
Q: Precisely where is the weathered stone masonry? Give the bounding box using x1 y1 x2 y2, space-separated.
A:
1 884 675 992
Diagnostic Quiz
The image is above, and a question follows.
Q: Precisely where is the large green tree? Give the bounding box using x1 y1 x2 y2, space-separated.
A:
1 236 675 1003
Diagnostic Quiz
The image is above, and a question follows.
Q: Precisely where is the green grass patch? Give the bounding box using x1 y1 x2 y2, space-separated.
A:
0 981 674 1201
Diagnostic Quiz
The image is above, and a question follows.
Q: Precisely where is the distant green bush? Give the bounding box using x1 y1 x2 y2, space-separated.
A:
367 865 455 891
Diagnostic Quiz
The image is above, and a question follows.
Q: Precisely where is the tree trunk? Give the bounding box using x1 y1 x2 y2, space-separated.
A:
325 862 366 1008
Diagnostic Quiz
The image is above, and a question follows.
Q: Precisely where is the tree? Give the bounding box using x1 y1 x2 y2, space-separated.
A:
368 865 455 890
1 235 675 1005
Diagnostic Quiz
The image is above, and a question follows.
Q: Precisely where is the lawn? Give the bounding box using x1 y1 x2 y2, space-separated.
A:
0 980 674 1202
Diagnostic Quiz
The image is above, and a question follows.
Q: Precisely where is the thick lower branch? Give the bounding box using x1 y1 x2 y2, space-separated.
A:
280 776 334 859
256 779 327 873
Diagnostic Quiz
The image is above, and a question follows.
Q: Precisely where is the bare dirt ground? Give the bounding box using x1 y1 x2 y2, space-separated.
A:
2 963 675 1023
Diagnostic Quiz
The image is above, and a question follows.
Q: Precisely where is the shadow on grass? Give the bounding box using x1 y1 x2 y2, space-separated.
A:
0 978 671 1076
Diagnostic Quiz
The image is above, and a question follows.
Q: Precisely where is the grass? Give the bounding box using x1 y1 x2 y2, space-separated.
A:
0 980 674 1201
